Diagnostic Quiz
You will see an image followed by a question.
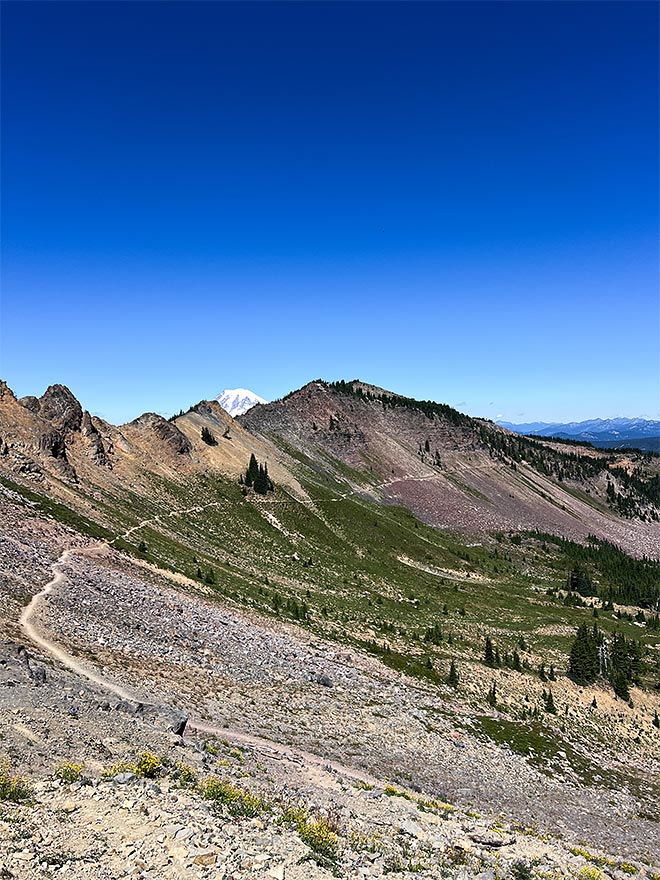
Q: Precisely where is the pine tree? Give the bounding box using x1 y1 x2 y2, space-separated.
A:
201 426 217 446
245 455 274 494
138 540 147 553
485 636 496 668
568 623 599 685
539 663 547 682
487 681 497 707
204 568 216 585
545 690 557 714
447 660 459 689
254 464 269 495
549 664 557 681
653 710 659 729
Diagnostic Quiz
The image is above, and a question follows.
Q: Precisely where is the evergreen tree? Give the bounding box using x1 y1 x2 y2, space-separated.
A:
485 636 496 667
204 568 216 586
447 660 459 689
653 710 659 729
539 663 547 682
138 540 147 553
608 631 643 700
548 664 556 681
245 453 259 487
567 564 595 597
568 623 599 685
245 455 274 494
487 681 497 707
201 426 217 446
545 689 557 714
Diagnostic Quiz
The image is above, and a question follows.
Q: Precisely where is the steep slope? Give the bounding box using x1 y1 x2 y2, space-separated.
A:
240 380 660 557
0 382 308 530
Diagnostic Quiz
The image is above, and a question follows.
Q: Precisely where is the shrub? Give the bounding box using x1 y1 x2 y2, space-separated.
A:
171 762 197 788
510 861 533 880
280 804 339 863
102 751 165 780
578 868 604 880
0 760 31 802
201 777 265 817
54 761 84 783
135 751 163 778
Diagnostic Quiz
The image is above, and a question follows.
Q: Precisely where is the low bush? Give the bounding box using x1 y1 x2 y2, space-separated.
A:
0 760 31 802
54 761 85 783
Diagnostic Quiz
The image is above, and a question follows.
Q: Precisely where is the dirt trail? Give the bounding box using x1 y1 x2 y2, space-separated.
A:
18 505 382 788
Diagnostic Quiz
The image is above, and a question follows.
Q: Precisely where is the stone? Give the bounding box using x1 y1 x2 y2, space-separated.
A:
193 851 217 866
113 772 138 784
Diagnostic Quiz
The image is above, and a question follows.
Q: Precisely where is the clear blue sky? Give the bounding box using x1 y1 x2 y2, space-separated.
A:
2 1 658 424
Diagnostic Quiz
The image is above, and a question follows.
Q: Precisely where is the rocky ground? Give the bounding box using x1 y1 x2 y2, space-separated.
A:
1 488 659 879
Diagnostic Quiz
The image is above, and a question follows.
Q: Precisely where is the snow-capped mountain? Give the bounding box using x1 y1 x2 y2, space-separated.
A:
216 388 267 417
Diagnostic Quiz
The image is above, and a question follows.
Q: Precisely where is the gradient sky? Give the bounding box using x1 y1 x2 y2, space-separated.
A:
2 1 658 425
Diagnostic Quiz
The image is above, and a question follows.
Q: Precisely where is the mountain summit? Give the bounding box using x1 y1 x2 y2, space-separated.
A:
216 388 267 417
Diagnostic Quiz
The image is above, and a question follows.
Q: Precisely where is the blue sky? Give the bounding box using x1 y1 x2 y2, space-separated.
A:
2 1 658 424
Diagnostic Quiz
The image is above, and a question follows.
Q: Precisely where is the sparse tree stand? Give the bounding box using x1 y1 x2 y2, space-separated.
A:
244 453 274 495
568 623 599 685
201 426 217 446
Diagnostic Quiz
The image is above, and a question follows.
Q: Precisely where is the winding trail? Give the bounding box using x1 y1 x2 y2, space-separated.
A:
18 505 382 787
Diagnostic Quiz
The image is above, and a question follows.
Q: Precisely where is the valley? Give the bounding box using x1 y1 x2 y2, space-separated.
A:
0 379 659 879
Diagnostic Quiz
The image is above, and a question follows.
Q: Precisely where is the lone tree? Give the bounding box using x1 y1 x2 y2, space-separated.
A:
201 426 217 446
485 636 497 668
447 659 459 689
486 681 497 707
544 689 557 714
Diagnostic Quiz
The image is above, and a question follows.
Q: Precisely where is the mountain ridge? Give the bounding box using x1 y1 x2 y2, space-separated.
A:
499 416 660 441
1 377 659 558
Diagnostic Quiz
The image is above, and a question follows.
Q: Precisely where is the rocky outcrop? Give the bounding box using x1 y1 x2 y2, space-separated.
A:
38 384 83 434
18 395 41 414
129 413 192 456
81 410 109 466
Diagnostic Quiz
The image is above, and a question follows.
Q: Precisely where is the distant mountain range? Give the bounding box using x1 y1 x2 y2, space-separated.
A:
497 417 660 452
216 388 267 417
